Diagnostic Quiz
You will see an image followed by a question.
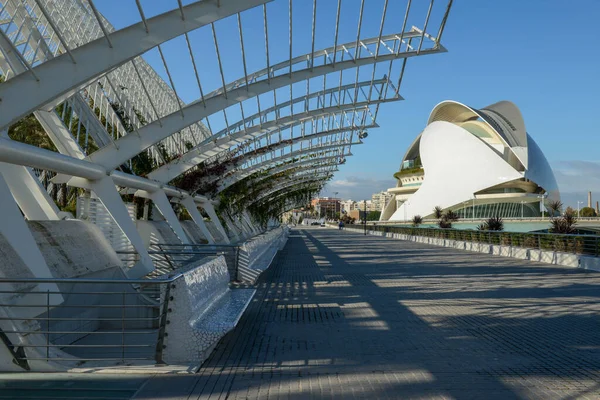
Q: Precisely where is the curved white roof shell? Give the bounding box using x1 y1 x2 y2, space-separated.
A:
388 100 560 222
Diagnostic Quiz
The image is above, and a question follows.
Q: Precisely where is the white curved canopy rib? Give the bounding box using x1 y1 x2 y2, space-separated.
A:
217 142 356 192
0 0 270 131
252 179 327 207
147 101 385 184
208 79 390 141
204 125 372 189
83 33 442 171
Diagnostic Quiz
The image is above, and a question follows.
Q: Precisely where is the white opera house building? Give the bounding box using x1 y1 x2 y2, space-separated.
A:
381 100 560 222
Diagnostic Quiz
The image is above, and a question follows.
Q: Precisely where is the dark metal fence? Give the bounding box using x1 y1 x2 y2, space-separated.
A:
341 224 600 257
0 275 187 369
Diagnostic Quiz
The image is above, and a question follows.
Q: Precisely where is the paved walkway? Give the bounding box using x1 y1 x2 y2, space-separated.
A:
131 227 600 399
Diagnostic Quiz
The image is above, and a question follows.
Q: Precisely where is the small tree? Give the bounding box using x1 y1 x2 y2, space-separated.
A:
433 206 443 219
444 210 460 222
550 210 577 234
412 215 423 227
367 210 381 221
546 200 563 217
477 216 504 231
579 207 596 217
438 218 453 229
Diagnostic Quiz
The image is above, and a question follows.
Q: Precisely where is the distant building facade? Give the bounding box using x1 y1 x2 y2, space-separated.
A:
371 192 394 212
311 197 341 218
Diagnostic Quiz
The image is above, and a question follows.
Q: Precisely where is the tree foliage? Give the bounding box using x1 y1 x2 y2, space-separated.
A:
411 215 423 227
549 208 578 234
546 200 563 217
477 216 504 231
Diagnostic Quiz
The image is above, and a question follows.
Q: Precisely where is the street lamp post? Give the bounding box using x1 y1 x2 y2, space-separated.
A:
334 192 339 220
537 193 547 219
520 201 525 220
472 196 476 220
363 200 367 236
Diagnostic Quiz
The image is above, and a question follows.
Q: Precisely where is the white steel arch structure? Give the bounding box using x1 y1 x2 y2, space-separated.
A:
0 0 453 277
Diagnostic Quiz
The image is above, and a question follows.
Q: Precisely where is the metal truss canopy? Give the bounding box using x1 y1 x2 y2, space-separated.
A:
0 0 452 273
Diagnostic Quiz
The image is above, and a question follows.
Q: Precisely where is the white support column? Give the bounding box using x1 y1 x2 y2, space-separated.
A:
0 172 61 299
243 211 258 234
181 197 215 244
0 163 61 220
140 190 190 245
224 216 241 242
201 201 231 244
241 213 255 235
82 176 154 278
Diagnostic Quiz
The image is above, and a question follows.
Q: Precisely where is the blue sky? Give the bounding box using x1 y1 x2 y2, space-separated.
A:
96 1 600 207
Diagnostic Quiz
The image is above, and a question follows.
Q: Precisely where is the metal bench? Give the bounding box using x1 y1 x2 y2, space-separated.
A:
161 255 255 366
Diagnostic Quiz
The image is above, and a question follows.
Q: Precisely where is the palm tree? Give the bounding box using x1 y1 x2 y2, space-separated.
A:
433 206 443 219
550 212 577 234
412 215 423 227
438 218 452 229
477 216 504 231
444 210 460 222
546 200 563 217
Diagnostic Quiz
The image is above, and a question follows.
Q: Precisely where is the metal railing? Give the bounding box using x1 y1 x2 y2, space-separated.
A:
0 275 183 370
151 243 242 281
340 224 600 257
118 246 225 278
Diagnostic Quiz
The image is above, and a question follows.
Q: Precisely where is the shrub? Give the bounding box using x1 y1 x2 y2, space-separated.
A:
438 219 452 229
549 212 577 234
546 200 563 217
444 210 460 222
412 215 423 227
580 207 596 217
477 216 504 231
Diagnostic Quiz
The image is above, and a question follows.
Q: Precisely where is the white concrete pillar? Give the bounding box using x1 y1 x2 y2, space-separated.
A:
181 197 215 244
85 176 153 277
201 201 230 244
143 190 190 245
0 172 61 300
0 163 61 220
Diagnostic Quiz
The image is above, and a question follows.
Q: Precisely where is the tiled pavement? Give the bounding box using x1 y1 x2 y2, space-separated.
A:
132 227 600 399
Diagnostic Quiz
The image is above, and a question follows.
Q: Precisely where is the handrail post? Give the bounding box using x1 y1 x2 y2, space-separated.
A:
155 280 173 364
121 292 126 363
235 245 240 281
46 290 50 361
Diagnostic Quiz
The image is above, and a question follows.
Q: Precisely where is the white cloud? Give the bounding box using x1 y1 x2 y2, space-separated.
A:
322 176 395 200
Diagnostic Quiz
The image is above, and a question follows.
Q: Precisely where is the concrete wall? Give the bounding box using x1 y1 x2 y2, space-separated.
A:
356 228 600 273
237 226 289 283
181 221 209 244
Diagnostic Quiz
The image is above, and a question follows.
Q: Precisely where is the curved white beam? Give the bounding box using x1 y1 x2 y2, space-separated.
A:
252 179 327 207
233 162 341 189
205 124 373 189
85 37 443 170
0 0 270 130
225 167 336 211
216 31 424 95
147 99 388 183
210 79 390 140
264 154 347 176
217 142 356 192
